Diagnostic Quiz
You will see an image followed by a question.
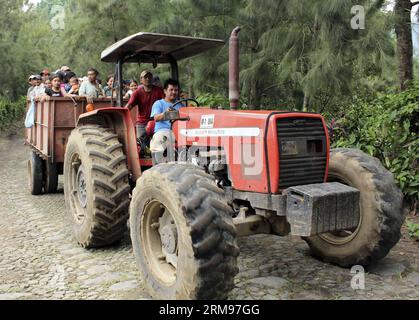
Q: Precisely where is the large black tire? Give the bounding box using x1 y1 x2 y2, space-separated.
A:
63 125 131 248
28 151 43 195
303 148 404 267
130 163 239 300
43 161 58 193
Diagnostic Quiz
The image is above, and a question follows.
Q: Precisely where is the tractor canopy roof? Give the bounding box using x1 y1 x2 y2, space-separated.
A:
100 32 225 64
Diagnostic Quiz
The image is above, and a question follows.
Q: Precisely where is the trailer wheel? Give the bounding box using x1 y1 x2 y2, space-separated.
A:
28 151 43 195
303 148 404 267
63 125 131 248
43 161 58 193
130 163 239 299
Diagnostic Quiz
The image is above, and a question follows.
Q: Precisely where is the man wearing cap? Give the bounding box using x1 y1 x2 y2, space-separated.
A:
27 75 44 99
125 70 164 140
27 75 36 99
40 69 50 83
60 66 71 72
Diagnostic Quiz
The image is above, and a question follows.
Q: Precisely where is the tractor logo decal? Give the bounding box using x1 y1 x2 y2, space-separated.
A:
200 114 215 129
180 127 260 137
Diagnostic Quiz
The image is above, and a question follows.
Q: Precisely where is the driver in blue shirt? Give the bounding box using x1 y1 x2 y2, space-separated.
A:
150 78 182 164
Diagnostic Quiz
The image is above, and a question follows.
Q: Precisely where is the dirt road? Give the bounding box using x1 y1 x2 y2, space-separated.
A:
0 134 417 300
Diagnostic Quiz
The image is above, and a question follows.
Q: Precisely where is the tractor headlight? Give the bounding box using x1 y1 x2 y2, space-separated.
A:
280 140 298 156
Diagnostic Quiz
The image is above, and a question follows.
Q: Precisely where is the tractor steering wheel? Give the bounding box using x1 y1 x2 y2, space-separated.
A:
170 98 200 110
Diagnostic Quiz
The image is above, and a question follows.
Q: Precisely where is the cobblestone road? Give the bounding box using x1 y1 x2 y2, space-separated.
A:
0 135 417 300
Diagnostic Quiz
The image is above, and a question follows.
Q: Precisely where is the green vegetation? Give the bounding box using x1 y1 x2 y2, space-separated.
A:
406 220 419 239
195 93 229 109
0 97 26 132
0 0 405 105
0 0 417 211
333 81 418 210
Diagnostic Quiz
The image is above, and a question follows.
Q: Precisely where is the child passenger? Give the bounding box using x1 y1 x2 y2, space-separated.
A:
124 80 138 99
44 79 52 89
67 77 79 95
43 74 63 98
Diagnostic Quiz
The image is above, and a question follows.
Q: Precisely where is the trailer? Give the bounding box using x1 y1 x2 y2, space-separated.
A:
25 97 145 194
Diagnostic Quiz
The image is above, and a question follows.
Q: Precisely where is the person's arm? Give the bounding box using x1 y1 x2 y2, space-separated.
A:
150 101 165 122
98 84 105 98
60 84 67 97
79 82 93 103
148 89 166 120
153 113 165 121
125 89 138 109
40 89 51 102
35 86 45 98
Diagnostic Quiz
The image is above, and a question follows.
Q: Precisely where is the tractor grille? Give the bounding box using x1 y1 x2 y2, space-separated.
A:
277 117 327 189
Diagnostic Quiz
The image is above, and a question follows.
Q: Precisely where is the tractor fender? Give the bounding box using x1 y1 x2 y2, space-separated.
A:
77 107 141 181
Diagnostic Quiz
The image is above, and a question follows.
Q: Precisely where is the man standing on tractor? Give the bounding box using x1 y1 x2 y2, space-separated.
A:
125 70 164 142
149 78 181 164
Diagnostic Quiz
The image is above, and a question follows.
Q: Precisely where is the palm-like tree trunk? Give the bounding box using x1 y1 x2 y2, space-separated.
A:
394 0 414 91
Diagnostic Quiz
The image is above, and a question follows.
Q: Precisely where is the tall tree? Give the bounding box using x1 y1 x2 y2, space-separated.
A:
394 0 418 90
255 0 394 111
0 0 25 98
0 0 403 110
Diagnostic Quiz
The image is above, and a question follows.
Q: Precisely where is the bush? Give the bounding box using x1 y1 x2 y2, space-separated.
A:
406 220 419 239
0 96 26 132
331 82 418 212
195 93 229 108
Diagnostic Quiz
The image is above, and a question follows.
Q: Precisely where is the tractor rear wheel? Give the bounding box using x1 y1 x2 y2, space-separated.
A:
28 151 43 195
63 125 131 248
43 161 58 193
129 163 239 299
303 148 404 267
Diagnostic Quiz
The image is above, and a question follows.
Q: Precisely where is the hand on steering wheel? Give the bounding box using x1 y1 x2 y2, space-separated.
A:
170 98 200 109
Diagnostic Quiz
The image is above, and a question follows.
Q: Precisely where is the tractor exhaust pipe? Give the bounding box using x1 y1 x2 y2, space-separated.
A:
229 26 241 110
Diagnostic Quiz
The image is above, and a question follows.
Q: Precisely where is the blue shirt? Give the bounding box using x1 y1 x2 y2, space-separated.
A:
150 99 181 133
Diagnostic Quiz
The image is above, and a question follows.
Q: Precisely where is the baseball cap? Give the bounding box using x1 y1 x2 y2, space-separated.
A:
140 70 152 78
29 74 41 80
60 66 71 72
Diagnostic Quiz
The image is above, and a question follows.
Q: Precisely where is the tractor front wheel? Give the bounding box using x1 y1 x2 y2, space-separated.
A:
63 125 131 248
130 163 239 299
303 148 404 267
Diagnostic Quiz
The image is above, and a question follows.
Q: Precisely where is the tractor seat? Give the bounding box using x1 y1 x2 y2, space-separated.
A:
146 120 155 139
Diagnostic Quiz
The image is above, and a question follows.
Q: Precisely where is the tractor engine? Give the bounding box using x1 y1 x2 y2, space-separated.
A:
172 109 362 239
174 110 329 195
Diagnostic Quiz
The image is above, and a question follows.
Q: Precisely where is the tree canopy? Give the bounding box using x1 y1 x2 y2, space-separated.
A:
1 0 417 112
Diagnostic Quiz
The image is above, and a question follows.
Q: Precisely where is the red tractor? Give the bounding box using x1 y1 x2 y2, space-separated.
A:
26 28 404 300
